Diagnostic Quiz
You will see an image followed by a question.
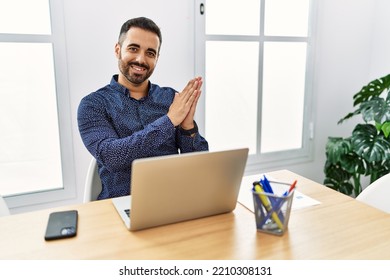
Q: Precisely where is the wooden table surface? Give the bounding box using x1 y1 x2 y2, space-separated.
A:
1 170 390 259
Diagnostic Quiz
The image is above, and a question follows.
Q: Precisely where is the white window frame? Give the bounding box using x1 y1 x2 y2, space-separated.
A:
1 0 76 210
194 0 317 173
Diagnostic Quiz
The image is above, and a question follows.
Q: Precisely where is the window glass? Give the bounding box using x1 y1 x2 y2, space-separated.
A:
264 0 310 36
206 0 261 36
200 0 313 162
205 41 259 153
261 42 307 153
0 43 62 196
0 0 51 34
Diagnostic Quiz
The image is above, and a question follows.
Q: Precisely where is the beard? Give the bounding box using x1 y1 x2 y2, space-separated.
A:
118 57 154 85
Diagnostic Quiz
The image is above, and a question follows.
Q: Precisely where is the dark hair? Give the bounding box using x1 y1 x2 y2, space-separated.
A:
118 17 162 51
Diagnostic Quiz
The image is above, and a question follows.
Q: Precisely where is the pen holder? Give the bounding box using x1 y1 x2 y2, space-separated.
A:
252 185 294 236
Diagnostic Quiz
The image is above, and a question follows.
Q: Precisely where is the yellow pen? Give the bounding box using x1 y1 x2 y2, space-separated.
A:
254 183 284 230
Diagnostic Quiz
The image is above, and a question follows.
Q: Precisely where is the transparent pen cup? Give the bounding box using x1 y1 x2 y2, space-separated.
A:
252 184 294 236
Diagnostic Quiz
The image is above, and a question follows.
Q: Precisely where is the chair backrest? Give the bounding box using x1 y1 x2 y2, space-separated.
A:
356 173 390 213
83 158 102 202
0 195 10 217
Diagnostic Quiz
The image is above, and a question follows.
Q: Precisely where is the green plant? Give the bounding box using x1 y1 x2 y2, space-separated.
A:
324 73 390 197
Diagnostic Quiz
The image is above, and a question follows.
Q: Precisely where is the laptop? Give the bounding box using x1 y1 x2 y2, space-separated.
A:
112 148 249 231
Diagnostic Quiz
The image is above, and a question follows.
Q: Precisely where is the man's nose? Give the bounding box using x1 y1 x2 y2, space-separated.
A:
134 52 146 64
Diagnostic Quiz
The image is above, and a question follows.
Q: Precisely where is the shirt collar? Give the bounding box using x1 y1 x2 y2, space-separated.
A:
110 75 128 96
110 74 153 100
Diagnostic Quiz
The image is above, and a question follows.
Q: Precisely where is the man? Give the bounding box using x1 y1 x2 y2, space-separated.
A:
77 17 209 199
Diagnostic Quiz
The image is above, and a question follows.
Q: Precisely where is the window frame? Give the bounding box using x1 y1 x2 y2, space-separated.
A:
195 0 317 173
0 0 76 210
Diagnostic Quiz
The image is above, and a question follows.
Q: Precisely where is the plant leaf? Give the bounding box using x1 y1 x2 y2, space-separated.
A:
382 122 390 138
360 97 390 124
323 164 354 195
325 137 352 163
339 74 390 123
352 124 390 162
353 73 390 106
338 111 360 124
340 152 365 174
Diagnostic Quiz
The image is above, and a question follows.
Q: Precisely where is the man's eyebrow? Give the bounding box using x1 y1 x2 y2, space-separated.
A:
127 43 140 49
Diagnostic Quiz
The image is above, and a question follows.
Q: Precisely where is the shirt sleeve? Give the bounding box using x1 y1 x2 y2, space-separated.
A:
176 130 209 154
77 95 176 172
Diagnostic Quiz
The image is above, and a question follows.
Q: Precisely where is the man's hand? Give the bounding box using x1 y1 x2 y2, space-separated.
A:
181 77 202 129
167 77 202 128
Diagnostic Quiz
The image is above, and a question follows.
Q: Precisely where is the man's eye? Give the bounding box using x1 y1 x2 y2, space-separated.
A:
147 52 155 58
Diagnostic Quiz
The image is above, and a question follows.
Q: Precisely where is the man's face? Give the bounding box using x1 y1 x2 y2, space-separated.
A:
115 27 160 86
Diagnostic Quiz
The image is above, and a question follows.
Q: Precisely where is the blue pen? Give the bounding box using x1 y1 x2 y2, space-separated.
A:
260 175 273 193
260 175 278 205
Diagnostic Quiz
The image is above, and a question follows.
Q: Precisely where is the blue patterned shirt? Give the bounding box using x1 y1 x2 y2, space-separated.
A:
77 75 209 199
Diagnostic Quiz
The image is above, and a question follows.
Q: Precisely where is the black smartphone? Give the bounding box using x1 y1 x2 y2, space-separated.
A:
44 210 78 241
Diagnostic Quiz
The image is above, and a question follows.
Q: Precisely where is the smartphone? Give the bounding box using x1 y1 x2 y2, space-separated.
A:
44 210 78 241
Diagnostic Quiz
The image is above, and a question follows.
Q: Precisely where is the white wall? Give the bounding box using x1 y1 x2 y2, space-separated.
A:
369 0 390 79
15 0 390 212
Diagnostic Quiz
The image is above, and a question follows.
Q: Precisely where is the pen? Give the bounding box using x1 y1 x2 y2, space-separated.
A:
283 180 297 196
253 182 284 230
260 175 274 194
262 175 285 209
259 176 278 207
288 180 297 194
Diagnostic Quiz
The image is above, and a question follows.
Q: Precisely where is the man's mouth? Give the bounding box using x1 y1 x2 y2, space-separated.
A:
130 63 148 74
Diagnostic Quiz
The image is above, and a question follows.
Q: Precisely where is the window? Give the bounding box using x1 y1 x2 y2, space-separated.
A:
0 0 75 209
195 0 315 171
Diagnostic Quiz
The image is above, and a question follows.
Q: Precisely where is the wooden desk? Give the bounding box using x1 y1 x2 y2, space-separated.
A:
1 170 390 259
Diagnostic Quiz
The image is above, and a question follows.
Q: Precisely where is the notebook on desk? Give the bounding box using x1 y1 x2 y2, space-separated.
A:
112 148 249 231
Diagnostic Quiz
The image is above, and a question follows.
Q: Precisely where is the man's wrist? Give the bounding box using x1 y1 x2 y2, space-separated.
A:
179 121 198 136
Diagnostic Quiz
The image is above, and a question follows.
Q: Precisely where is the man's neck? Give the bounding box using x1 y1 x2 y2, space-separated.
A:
118 75 149 100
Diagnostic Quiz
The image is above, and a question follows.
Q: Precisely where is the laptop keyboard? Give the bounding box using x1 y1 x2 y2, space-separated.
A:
124 209 130 217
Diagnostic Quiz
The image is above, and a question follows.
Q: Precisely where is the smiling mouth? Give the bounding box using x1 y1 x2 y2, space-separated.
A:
130 64 148 74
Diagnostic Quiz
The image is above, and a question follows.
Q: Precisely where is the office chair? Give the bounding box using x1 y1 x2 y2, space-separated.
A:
356 173 390 214
0 195 10 217
83 158 102 202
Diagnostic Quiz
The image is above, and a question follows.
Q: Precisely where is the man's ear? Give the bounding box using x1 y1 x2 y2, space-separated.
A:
115 43 121 59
